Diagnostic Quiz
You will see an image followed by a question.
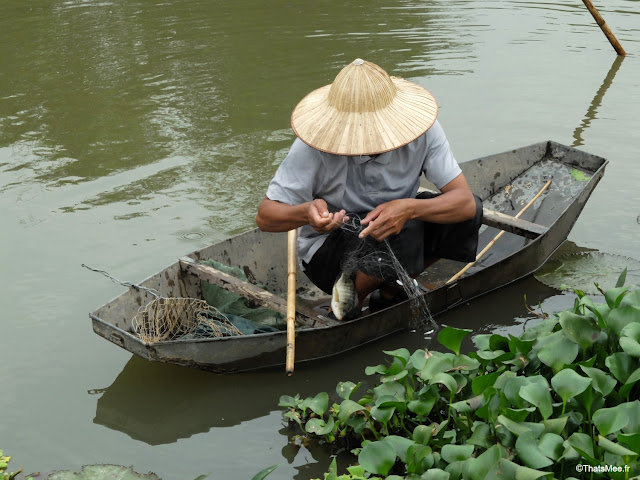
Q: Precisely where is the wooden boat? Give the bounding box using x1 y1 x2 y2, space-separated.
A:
90 141 607 373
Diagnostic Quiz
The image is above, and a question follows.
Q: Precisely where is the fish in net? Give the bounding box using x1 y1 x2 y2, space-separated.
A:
336 216 437 330
82 264 242 342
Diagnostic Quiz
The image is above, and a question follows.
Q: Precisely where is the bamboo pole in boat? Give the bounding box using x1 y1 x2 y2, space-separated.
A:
446 180 552 285
582 0 626 56
286 229 297 375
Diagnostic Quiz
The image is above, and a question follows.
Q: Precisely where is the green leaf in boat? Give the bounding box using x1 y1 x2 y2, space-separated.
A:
571 167 591 182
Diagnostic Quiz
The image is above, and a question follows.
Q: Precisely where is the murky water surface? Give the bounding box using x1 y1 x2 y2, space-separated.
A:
1 1 638 478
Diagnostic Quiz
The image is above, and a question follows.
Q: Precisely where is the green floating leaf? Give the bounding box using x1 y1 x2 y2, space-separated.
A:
421 469 450 480
497 415 544 438
534 252 640 295
384 348 411 366
607 305 640 337
542 416 569 436
419 352 455 380
430 372 458 393
535 331 579 372
580 366 617 396
438 326 473 355
49 465 162 480
408 395 437 416
618 432 640 454
251 465 278 480
606 352 638 383
472 334 492 351
504 376 534 409
305 416 335 436
336 381 362 400
306 392 330 416
621 367 640 398
383 435 416 464
472 371 501 396
516 431 554 469
598 435 638 457
568 432 597 463
465 444 503 480
373 380 406 401
558 311 601 350
621 337 640 359
441 444 474 464
467 422 492 449
358 440 397 476
621 400 640 434
512 465 554 480
408 349 429 370
537 433 564 461
346 464 366 477
278 394 300 408
338 399 366 423
371 405 395 423
413 424 433 445
519 382 553 420
551 369 592 403
606 286 632 310
621 289 640 308
571 168 591 182
593 404 629 436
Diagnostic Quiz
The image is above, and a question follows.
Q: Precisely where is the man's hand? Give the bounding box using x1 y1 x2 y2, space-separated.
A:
307 199 348 234
359 199 413 241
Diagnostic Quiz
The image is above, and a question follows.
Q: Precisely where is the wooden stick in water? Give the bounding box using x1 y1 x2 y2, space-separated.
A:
446 180 552 285
582 0 626 56
286 229 297 376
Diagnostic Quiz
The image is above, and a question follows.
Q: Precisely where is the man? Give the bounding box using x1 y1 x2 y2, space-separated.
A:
256 58 482 318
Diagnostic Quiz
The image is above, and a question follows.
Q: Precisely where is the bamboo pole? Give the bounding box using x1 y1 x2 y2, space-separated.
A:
446 180 552 285
582 0 626 56
286 229 298 375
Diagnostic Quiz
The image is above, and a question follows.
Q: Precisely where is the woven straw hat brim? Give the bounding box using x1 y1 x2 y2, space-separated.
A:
291 77 438 156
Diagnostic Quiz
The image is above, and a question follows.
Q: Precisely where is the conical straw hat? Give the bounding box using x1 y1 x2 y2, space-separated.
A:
291 59 438 156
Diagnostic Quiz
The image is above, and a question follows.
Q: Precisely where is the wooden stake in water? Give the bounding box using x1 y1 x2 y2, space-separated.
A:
286 229 297 376
447 180 552 284
582 0 626 56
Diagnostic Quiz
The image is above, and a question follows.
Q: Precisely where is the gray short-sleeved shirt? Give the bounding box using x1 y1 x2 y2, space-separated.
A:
266 120 462 268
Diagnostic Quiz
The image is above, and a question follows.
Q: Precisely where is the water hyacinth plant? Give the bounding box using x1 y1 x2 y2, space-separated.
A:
279 272 640 479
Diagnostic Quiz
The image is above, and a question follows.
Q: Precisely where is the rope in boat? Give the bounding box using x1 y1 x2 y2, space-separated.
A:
82 264 242 342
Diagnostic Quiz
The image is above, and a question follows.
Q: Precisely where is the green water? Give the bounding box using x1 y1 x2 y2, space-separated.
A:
1 1 639 479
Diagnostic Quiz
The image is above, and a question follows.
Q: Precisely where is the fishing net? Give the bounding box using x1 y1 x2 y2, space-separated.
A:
83 264 243 343
338 216 436 330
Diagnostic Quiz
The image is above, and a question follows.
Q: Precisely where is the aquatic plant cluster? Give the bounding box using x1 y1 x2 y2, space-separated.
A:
279 273 640 479
0 450 32 480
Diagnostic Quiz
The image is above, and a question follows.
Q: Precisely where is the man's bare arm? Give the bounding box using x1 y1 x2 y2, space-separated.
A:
256 197 348 233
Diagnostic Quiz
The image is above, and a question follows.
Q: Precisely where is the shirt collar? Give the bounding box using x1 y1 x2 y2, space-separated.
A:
350 153 389 165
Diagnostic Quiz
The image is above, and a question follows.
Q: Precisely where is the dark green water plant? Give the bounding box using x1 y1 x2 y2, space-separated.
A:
0 450 32 480
279 272 640 479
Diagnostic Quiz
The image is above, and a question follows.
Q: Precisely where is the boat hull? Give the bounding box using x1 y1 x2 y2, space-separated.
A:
90 141 607 373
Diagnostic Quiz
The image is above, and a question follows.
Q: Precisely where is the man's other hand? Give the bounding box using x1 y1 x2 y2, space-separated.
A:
359 199 412 241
